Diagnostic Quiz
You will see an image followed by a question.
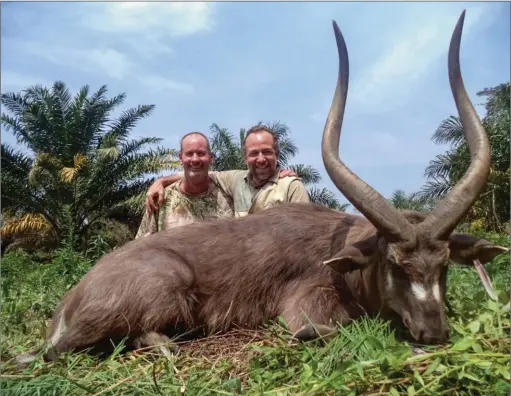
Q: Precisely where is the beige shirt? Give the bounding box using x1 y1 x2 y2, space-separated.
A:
208 169 310 218
135 179 234 238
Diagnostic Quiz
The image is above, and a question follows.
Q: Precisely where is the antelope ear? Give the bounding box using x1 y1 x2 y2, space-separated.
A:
448 233 509 265
323 238 376 274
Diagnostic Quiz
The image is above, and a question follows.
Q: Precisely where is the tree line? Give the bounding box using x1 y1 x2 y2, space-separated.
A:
1 81 509 255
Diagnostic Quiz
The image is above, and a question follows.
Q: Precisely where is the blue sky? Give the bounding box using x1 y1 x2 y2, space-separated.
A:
2 2 509 209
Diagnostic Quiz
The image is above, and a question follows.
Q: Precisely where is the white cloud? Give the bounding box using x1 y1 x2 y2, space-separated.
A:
6 40 195 94
82 2 214 37
308 5 495 121
8 40 135 80
138 75 195 95
1 71 52 91
350 6 490 112
2 3 213 91
82 48 135 80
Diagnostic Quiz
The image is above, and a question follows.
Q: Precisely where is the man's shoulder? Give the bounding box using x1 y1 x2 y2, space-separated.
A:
275 176 310 203
210 169 247 181
275 175 306 189
209 169 248 191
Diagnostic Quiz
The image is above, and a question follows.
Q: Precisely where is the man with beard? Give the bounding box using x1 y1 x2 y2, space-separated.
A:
145 125 310 218
135 132 234 238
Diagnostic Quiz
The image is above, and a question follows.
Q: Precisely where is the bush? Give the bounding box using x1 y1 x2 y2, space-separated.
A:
1 248 92 344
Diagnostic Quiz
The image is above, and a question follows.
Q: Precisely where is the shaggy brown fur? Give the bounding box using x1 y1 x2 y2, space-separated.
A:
17 203 506 364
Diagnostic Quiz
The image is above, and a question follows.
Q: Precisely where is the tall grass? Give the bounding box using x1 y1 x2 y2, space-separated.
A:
1 232 509 395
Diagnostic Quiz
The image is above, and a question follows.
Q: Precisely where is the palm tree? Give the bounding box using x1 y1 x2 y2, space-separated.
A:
208 122 348 210
1 81 180 252
418 82 510 231
387 190 436 213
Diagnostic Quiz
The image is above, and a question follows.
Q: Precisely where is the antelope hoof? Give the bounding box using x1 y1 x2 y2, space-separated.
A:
411 346 427 356
133 332 179 358
292 324 337 341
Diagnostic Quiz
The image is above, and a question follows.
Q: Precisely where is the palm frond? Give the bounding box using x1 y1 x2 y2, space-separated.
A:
289 164 321 185
1 213 53 238
104 104 155 143
308 187 341 209
1 144 33 175
60 154 88 183
209 124 246 171
431 116 465 147
418 177 454 200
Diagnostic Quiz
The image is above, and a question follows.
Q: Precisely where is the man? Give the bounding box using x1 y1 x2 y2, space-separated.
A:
135 132 234 238
145 125 310 217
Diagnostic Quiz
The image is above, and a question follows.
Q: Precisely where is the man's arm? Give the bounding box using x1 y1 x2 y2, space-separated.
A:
146 169 299 212
145 172 184 212
208 170 244 198
287 179 311 204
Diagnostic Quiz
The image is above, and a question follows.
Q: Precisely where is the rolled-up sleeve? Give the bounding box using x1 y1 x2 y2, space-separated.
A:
208 170 244 199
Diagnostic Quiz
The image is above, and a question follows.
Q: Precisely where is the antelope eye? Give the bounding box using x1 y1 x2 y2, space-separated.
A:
392 265 407 279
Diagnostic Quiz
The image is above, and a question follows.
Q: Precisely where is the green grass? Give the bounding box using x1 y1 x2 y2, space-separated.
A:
1 233 510 395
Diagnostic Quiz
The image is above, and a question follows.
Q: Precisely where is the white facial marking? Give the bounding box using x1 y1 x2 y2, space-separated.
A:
432 282 441 302
411 282 427 300
49 311 67 347
386 272 394 291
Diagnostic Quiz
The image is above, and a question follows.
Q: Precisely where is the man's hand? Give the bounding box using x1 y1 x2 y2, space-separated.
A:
279 169 298 178
145 180 165 213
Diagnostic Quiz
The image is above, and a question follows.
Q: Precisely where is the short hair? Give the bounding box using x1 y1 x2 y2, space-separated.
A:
242 125 279 155
180 132 211 153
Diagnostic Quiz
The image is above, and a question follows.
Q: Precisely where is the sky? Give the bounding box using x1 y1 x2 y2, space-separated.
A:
1 1 510 209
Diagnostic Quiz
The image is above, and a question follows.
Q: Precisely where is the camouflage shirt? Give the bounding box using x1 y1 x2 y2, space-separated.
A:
135 179 234 239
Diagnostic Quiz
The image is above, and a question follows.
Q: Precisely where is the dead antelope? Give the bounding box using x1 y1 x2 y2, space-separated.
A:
17 10 508 365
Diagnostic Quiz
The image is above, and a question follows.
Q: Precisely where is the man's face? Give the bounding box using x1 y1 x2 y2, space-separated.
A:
244 131 278 184
179 134 213 181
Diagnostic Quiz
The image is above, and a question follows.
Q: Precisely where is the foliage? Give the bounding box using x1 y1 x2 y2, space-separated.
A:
1 230 509 394
419 82 510 231
1 81 180 252
388 189 437 213
208 122 347 210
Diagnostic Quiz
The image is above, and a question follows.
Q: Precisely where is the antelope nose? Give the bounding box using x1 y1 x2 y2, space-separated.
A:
420 327 450 344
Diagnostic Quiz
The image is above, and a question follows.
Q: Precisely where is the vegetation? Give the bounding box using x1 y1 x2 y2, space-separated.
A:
1 82 180 253
387 190 436 213
418 83 510 232
208 122 346 210
1 80 509 394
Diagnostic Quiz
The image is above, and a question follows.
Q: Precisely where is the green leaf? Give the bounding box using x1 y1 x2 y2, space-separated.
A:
300 363 314 383
496 365 511 380
478 313 493 324
413 369 425 386
424 357 442 376
488 299 501 312
473 360 493 369
355 363 365 380
468 320 481 333
336 360 356 372
459 372 483 383
389 387 400 396
365 335 384 350
451 337 475 351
